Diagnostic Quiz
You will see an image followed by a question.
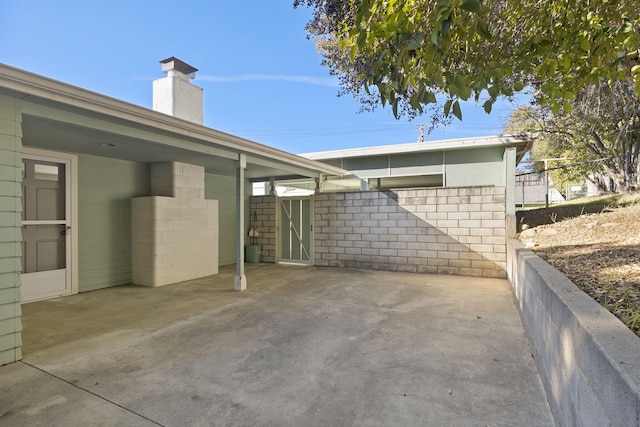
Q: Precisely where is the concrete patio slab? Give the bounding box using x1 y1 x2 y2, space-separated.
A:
1 265 554 426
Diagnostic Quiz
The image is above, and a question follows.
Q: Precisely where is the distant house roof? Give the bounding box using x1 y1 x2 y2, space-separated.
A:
302 135 534 164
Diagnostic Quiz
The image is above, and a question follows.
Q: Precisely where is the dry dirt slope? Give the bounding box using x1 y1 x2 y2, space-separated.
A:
517 202 640 337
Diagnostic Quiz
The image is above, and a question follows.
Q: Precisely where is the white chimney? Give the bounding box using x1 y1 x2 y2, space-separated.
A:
153 57 204 125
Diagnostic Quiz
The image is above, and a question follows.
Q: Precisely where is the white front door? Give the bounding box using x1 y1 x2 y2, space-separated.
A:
21 155 72 303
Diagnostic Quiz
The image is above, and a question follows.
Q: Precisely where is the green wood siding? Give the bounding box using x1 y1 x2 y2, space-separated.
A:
205 172 236 266
0 94 23 365
77 154 149 292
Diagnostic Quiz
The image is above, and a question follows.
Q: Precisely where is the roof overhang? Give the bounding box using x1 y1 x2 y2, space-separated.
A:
0 63 346 180
302 135 535 165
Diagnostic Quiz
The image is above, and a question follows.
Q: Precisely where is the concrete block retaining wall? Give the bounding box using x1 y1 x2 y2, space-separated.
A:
507 239 640 426
314 187 507 278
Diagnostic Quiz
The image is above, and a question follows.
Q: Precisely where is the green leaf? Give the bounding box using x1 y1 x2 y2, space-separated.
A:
407 39 421 50
478 5 491 15
514 81 524 92
482 100 492 114
409 94 422 110
349 45 357 62
425 91 437 104
460 0 482 14
476 20 491 39
459 84 471 101
452 100 462 120
444 99 453 116
442 18 452 36
580 38 590 52
431 29 439 45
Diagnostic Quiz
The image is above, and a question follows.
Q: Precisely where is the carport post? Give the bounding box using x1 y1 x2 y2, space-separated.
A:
234 153 247 291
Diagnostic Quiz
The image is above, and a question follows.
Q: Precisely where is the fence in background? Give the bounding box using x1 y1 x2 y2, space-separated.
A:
515 159 587 209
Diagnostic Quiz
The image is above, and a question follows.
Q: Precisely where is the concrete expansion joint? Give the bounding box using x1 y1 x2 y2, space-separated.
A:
19 361 165 426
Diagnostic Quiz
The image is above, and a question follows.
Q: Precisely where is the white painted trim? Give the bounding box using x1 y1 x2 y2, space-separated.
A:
23 147 79 296
358 171 444 179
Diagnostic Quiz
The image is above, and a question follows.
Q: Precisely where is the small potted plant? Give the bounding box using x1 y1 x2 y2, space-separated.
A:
245 211 262 263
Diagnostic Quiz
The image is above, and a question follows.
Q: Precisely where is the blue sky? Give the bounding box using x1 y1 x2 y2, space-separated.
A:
0 1 526 154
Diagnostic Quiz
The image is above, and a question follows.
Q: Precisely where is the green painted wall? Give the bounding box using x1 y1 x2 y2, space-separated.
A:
77 154 149 292
343 156 388 178
319 147 505 188
390 151 443 176
445 147 505 187
205 172 237 266
0 94 23 365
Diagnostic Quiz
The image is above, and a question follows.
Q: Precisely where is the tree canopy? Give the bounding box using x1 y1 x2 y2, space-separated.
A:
294 0 640 120
505 80 640 193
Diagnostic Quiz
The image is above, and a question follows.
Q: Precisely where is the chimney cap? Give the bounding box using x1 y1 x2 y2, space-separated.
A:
159 57 198 77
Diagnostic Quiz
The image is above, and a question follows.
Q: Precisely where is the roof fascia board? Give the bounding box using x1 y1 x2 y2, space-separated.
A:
303 135 532 160
0 63 345 177
245 154 324 180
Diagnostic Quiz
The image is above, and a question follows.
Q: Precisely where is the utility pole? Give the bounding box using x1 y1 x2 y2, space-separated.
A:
417 124 425 142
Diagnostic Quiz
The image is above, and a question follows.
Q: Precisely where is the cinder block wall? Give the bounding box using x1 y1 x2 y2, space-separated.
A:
507 239 640 426
0 95 22 365
250 187 507 277
314 187 507 278
249 196 276 262
132 162 218 286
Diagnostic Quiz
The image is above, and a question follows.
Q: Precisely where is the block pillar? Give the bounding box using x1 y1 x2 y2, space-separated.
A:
132 162 218 287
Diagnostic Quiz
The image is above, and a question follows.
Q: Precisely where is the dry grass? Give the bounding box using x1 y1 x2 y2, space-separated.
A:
518 193 640 337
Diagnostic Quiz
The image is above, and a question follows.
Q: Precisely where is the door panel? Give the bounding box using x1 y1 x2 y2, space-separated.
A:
36 188 63 219
21 157 71 303
21 225 66 273
279 198 313 264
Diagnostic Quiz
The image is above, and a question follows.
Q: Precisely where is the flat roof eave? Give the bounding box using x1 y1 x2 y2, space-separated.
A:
301 135 534 160
0 63 345 178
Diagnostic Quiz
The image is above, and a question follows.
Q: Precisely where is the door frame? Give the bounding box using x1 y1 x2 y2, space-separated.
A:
276 196 314 265
22 147 79 300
